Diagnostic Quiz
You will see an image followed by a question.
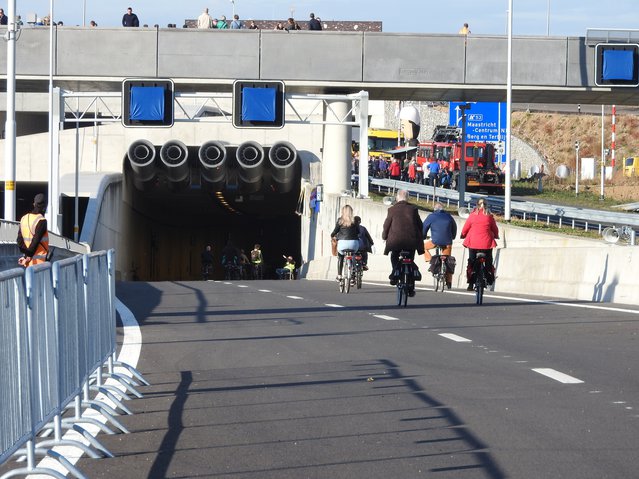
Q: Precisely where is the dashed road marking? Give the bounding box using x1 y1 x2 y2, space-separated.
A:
286 295 303 300
258 289 271 293
374 314 399 321
439 333 472 343
325 304 344 308
237 285 248 288
532 368 584 384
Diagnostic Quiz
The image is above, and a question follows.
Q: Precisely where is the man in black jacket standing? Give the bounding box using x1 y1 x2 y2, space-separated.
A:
308 13 322 30
122 7 139 27
382 189 424 290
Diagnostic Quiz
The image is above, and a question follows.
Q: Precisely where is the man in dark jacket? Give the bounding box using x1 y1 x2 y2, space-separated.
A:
422 202 457 288
308 13 322 30
122 7 139 27
382 190 424 290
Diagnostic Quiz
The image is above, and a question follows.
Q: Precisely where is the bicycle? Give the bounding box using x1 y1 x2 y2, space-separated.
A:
473 253 488 305
395 250 417 307
430 245 448 293
251 262 263 280
223 263 241 280
338 249 357 294
353 251 364 289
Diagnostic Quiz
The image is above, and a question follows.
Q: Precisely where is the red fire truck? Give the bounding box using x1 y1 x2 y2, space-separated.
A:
416 126 505 194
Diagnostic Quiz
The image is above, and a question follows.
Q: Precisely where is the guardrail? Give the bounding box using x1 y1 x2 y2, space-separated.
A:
368 178 638 242
0 250 148 479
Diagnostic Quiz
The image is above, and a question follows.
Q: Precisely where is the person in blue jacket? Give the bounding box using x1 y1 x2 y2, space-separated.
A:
422 202 457 288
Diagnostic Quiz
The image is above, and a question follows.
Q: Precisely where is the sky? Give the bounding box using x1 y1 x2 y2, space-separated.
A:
11 0 639 35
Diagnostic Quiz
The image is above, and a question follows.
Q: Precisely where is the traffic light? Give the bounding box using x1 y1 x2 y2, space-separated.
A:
122 79 174 127
233 80 285 129
595 44 639 87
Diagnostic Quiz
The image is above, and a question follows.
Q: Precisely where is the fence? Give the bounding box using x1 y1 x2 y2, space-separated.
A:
0 250 147 479
368 178 638 243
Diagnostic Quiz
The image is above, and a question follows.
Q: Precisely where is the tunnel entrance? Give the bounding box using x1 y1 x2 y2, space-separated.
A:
123 141 303 281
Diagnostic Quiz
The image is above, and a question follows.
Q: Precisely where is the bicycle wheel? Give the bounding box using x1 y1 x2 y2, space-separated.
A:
396 283 406 306
440 261 447 293
356 269 363 289
475 265 484 305
344 258 352 294
339 277 346 293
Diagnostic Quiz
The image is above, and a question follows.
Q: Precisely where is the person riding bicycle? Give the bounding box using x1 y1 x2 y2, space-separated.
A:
422 202 457 289
201 244 214 280
221 240 240 278
459 198 499 290
381 189 424 296
331 204 361 282
250 243 263 279
354 215 374 271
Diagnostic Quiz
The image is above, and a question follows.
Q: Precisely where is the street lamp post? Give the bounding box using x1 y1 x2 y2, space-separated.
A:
3 0 17 221
504 0 513 220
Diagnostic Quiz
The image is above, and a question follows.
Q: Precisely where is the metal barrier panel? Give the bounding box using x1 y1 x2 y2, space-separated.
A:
83 252 114 374
24 264 60 432
52 256 88 407
0 269 32 464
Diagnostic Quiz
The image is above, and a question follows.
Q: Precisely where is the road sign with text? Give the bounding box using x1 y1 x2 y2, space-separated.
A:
449 101 508 163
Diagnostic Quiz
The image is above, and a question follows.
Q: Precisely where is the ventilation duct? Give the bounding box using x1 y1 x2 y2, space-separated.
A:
160 140 190 188
268 141 298 192
236 141 265 193
127 139 157 182
198 141 228 188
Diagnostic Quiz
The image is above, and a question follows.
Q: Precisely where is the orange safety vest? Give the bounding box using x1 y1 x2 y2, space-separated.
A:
19 213 49 266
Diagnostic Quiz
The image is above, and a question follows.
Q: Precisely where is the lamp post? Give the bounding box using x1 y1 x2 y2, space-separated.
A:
3 0 17 221
546 0 550 36
230 0 236 18
504 0 513 220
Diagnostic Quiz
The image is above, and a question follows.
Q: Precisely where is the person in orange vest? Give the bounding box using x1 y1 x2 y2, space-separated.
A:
17 193 50 267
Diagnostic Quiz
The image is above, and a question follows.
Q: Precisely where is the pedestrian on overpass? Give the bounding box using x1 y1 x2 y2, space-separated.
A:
122 7 140 27
16 193 50 268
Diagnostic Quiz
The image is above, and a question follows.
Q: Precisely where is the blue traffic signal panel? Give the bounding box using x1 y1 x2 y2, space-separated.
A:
122 79 174 127
233 80 285 129
595 44 639 87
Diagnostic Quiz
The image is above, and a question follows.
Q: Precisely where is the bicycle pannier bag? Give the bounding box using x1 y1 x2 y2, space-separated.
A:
445 256 456 274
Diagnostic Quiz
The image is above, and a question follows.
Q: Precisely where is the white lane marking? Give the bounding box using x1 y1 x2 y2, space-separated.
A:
223 281 232 285
286 295 303 300
374 314 399 321
532 368 584 384
325 304 344 308
33 298 142 473
237 284 248 288
258 289 271 293
439 333 472 342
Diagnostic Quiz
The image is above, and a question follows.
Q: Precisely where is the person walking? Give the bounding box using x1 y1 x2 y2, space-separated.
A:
459 198 499 290
122 7 140 27
381 189 424 295
230 14 243 29
459 22 470 35
16 194 49 268
0 8 8 25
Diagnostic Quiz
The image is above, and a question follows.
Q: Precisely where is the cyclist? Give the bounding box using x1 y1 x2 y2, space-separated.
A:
201 244 214 280
459 198 499 290
276 255 296 279
221 240 240 279
250 243 263 279
381 189 424 296
422 202 457 289
331 204 361 282
354 215 374 270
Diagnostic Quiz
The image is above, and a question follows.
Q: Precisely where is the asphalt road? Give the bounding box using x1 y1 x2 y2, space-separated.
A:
78 279 639 478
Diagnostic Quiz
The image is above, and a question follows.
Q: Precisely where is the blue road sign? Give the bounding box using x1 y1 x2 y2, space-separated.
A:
449 102 508 163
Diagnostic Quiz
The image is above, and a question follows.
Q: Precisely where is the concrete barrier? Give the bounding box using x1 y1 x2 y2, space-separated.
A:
301 194 639 306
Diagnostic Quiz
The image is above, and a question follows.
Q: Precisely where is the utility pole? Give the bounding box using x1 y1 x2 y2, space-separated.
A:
458 103 471 207
574 141 580 196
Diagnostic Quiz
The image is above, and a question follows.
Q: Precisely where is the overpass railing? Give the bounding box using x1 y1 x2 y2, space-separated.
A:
0 250 147 479
368 178 638 243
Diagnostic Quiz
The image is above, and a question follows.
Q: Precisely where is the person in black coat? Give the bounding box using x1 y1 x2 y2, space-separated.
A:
381 189 424 287
122 7 140 27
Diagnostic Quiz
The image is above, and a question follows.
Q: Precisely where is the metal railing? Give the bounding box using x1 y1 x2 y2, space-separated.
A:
369 178 638 243
0 250 147 479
